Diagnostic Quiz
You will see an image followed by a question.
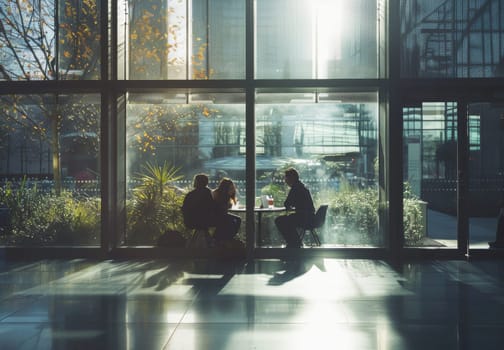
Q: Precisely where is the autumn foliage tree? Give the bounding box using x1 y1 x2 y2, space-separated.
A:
0 0 100 194
0 0 100 80
127 0 216 168
127 101 218 174
129 0 186 79
1 0 216 194
128 0 212 80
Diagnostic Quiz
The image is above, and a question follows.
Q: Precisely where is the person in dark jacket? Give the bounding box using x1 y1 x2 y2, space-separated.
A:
275 167 315 248
182 173 216 230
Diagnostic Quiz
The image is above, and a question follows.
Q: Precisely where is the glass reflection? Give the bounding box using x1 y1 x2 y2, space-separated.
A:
401 0 504 78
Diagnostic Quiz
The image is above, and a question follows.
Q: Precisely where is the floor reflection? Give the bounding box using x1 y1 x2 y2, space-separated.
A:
0 258 504 349
268 258 326 285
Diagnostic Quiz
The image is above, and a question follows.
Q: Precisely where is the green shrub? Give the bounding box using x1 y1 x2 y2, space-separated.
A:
403 182 425 243
326 179 425 245
47 194 101 244
328 182 379 244
126 161 187 245
0 178 101 245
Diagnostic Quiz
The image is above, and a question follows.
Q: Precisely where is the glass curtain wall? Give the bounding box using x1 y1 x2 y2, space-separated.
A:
119 0 383 249
402 102 458 248
2 0 504 256
0 0 385 252
401 0 504 78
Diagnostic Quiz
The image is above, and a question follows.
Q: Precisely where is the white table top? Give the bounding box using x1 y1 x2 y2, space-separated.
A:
229 206 286 213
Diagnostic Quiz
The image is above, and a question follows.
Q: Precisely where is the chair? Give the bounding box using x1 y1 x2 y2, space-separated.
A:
299 205 328 246
187 228 212 248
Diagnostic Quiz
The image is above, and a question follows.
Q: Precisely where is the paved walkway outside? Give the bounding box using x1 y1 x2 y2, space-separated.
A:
427 210 497 248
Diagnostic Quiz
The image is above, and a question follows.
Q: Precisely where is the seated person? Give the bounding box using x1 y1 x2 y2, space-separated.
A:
182 174 216 230
212 177 242 243
275 167 315 248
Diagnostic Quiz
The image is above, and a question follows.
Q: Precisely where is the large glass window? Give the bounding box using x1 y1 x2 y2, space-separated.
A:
401 0 504 78
0 0 101 80
256 0 378 79
403 102 457 248
125 91 245 245
123 0 245 80
255 91 380 247
0 94 101 245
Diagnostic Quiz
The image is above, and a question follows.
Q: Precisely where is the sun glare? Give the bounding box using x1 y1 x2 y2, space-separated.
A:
314 0 343 78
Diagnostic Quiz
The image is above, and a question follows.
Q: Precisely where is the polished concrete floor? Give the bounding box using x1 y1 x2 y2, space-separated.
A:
1 257 504 350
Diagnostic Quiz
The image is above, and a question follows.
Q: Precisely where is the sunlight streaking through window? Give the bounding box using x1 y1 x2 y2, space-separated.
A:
315 0 342 78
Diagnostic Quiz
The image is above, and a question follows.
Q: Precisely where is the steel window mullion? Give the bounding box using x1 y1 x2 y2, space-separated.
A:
245 0 256 258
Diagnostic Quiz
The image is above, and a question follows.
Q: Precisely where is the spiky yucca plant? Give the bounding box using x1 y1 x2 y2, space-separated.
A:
127 161 186 245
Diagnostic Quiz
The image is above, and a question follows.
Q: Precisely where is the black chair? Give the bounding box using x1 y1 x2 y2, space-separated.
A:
299 204 328 246
187 228 212 248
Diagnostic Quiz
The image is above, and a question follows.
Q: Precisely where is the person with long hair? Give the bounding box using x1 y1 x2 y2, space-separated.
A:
212 177 242 243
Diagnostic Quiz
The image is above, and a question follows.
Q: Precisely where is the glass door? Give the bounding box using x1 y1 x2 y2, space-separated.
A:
467 103 504 250
402 102 458 249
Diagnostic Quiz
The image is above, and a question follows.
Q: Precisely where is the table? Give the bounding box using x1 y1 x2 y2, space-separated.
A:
229 206 286 245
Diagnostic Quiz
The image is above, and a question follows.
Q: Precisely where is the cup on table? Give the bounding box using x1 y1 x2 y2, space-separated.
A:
260 195 269 208
267 195 274 208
